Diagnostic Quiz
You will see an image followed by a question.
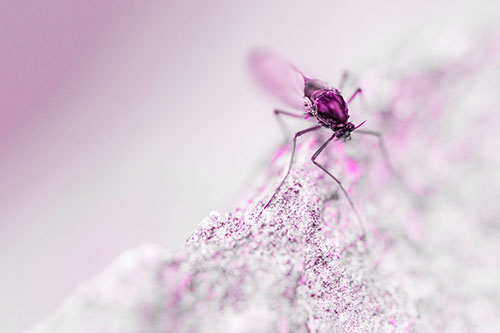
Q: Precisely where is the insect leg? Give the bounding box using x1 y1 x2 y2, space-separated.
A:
339 71 349 91
354 130 396 175
311 134 366 240
354 129 419 203
263 125 322 210
347 88 363 104
274 109 310 141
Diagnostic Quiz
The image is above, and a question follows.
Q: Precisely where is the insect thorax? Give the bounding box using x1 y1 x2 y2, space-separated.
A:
304 88 350 129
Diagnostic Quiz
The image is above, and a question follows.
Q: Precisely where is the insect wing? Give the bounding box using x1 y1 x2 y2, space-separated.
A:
249 50 306 110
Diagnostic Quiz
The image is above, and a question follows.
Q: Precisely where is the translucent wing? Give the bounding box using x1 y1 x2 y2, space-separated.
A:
249 50 307 110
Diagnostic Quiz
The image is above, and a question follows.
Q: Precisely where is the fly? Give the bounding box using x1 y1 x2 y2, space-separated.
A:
250 50 396 241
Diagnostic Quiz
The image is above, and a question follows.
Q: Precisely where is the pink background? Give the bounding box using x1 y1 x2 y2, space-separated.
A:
0 0 498 331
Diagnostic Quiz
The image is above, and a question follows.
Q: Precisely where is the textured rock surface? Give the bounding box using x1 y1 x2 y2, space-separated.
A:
30 31 500 332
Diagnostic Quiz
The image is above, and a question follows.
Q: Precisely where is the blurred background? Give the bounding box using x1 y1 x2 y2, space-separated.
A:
0 0 498 331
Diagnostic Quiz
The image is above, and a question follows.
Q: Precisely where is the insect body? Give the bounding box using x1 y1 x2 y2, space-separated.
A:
303 79 364 140
250 50 379 240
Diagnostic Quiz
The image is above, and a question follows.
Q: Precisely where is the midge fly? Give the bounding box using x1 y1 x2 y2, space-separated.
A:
250 50 395 241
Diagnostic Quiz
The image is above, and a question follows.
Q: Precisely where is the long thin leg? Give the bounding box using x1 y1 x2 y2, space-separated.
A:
311 134 366 239
347 88 363 104
275 108 315 141
354 129 419 203
263 125 322 210
354 130 396 175
273 109 307 141
339 71 349 91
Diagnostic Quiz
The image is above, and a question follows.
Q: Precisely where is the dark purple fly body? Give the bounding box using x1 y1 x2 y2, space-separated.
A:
305 86 356 139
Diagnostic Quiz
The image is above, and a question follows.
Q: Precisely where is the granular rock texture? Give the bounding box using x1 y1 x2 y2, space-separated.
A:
30 30 500 332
